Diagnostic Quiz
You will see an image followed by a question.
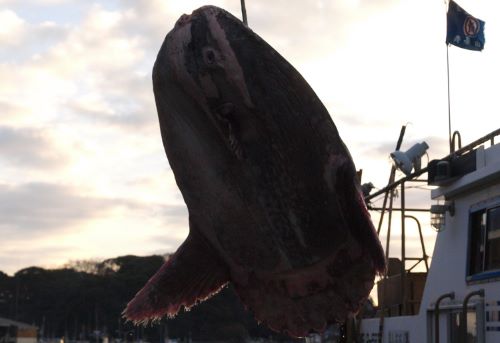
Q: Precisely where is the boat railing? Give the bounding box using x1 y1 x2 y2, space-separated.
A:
434 292 455 343
461 289 485 343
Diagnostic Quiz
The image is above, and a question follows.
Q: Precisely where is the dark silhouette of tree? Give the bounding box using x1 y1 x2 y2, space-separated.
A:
0 255 298 341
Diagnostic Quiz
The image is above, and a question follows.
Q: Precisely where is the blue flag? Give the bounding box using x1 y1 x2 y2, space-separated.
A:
446 0 485 51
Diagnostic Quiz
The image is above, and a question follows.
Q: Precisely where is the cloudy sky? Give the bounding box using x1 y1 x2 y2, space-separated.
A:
1 0 499 275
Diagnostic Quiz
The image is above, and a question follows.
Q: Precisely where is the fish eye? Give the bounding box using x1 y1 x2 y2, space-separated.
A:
203 48 216 65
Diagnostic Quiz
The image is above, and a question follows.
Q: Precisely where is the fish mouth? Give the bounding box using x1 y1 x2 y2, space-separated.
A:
174 13 191 28
210 102 245 159
173 6 224 30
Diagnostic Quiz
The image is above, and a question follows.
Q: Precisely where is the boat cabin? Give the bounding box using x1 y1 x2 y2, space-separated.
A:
359 129 500 343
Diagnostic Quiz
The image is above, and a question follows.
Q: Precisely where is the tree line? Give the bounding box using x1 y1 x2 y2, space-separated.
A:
0 255 300 342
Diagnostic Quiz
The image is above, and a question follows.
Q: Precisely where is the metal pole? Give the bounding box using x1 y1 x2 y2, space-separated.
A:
240 0 248 25
376 126 406 235
447 44 452 153
447 128 500 157
377 175 392 235
378 309 385 343
434 292 455 343
385 190 394 262
405 215 429 271
461 289 484 343
371 207 429 212
365 129 500 204
366 168 428 203
400 181 406 315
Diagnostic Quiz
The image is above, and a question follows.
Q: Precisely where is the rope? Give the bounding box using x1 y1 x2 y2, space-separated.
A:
240 0 248 25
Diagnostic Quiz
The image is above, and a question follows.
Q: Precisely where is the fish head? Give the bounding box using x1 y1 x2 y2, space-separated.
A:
154 6 256 160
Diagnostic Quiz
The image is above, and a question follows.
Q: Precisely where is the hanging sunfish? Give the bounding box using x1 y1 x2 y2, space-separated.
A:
123 5 385 337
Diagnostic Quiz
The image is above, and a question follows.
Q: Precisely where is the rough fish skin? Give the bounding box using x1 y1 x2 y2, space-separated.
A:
123 5 385 338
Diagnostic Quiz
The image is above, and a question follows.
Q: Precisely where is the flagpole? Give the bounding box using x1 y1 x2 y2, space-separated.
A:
445 0 485 153
446 44 452 153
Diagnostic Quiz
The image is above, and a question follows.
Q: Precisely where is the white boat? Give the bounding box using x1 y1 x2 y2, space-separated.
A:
358 128 500 343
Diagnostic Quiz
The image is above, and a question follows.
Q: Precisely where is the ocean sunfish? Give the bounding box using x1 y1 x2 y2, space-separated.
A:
123 5 385 338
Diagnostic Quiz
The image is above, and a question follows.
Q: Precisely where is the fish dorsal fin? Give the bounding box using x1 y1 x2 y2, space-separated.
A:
123 232 229 323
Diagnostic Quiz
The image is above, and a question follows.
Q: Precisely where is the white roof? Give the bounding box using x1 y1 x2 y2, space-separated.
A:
0 317 37 329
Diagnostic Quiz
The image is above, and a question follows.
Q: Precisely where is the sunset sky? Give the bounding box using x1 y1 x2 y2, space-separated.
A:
1 0 499 275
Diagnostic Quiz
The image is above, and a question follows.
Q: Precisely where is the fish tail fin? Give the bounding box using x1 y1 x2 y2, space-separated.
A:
122 232 229 323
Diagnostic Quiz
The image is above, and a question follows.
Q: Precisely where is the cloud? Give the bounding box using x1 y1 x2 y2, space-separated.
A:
0 126 68 169
0 0 497 277
0 244 75 274
0 9 25 45
0 2 185 276
152 203 189 227
240 0 397 65
0 0 400 135
0 100 29 121
0 3 155 123
0 181 189 273
0 182 189 235
0 10 69 63
0 182 117 235
64 71 157 130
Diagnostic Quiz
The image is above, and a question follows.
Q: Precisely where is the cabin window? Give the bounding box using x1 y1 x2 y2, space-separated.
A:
485 206 500 270
468 202 500 280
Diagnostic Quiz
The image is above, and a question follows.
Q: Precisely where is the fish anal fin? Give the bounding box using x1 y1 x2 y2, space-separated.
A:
123 232 229 323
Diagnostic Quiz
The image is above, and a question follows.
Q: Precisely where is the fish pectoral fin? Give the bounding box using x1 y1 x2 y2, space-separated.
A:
122 232 229 323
